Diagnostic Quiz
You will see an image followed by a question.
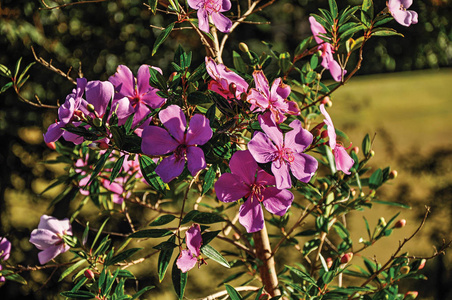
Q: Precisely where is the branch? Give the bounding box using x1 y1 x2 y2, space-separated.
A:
197 286 260 300
39 0 108 10
31 46 76 85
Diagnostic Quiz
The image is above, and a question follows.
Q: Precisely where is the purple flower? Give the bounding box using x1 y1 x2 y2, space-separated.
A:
29 215 73 265
176 223 204 273
188 0 232 33
0 237 11 261
248 113 318 190
319 104 354 174
215 150 294 233
109 65 166 129
309 16 345 82
205 57 249 101
247 71 300 124
141 105 213 183
387 0 418 27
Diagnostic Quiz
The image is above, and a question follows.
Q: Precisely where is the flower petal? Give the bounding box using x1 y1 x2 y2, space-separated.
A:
271 160 292 190
320 104 336 148
37 215 72 235
215 173 250 203
108 65 135 99
29 229 60 250
159 105 186 143
186 114 212 146
176 250 197 273
229 150 258 185
211 12 232 33
111 97 134 122
197 8 210 33
38 244 68 265
290 153 318 183
285 119 313 153
186 146 207 176
0 238 11 260
262 187 294 216
186 224 202 256
239 199 264 233
334 145 354 175
141 126 179 156
253 71 270 99
259 113 283 146
248 132 278 164
44 122 64 143
155 155 185 183
85 80 114 117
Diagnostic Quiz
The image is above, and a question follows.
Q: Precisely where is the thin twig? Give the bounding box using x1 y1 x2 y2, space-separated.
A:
39 0 108 10
31 46 76 84
198 286 260 300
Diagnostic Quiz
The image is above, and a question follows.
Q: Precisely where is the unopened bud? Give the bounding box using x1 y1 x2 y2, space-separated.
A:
378 217 386 227
320 96 330 105
233 233 240 241
351 147 359 154
369 189 376 197
321 130 329 139
326 257 333 268
46 142 56 150
317 50 323 56
400 266 410 274
259 293 270 300
93 118 103 128
418 259 426 270
229 83 237 96
389 170 398 179
239 42 249 53
340 252 353 264
86 104 96 113
404 291 418 300
84 269 95 279
169 72 177 81
321 182 328 191
311 128 321 137
351 188 356 197
98 141 109 150
394 219 406 228
370 150 375 157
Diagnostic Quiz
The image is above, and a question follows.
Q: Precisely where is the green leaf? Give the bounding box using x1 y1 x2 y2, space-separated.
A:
105 248 142 266
192 212 224 224
225 284 243 300
148 0 157 14
152 22 175 56
233 51 247 73
201 244 230 268
286 265 318 286
294 37 312 57
371 28 403 37
324 145 337 174
139 155 166 195
201 230 221 246
110 155 125 183
130 229 173 238
91 218 110 251
60 291 97 299
4 273 27 285
131 286 155 300
59 259 87 282
13 57 22 79
373 200 411 209
148 67 167 91
0 64 11 77
87 150 112 186
202 166 217 195
158 235 176 282
172 260 187 300
149 215 177 226
361 0 374 26
279 52 292 74
180 210 201 224
17 62 35 87
369 168 383 189
362 134 371 156
0 82 13 93
328 0 338 18
187 91 211 105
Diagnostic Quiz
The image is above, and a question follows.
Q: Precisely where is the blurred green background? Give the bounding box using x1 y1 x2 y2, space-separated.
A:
0 0 451 299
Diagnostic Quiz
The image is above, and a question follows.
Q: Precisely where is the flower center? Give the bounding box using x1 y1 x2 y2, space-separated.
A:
204 0 221 13
277 146 295 163
250 183 265 202
175 144 188 161
128 90 141 108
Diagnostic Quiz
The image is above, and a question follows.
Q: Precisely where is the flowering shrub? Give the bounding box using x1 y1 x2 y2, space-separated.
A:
0 0 450 299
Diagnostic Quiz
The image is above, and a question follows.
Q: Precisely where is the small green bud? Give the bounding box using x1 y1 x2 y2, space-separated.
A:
86 104 96 113
239 42 249 53
400 266 410 274
389 170 398 179
378 217 386 227
93 118 103 127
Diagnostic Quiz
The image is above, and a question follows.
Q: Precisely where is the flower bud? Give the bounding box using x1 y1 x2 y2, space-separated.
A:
259 293 270 300
326 257 333 268
389 170 398 179
340 252 353 264
98 141 109 150
84 269 95 279
239 42 249 53
369 189 376 197
400 266 410 274
370 150 375 157
311 128 321 137
418 259 426 270
351 147 359 154
404 291 418 300
321 130 329 139
351 188 356 197
233 233 240 241
169 72 177 81
394 219 406 228
320 96 330 105
229 83 237 96
46 142 56 150
93 118 103 128
86 104 96 113
378 217 386 227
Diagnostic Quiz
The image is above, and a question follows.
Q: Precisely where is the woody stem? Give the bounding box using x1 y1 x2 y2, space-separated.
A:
252 222 281 297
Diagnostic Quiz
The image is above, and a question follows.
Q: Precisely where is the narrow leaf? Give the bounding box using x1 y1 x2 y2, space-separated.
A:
172 260 187 300
201 244 230 268
225 284 243 300
152 22 175 56
59 259 87 282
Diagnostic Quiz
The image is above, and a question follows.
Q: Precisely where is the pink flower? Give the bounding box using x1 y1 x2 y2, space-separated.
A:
109 65 166 129
247 71 300 124
29 215 73 264
0 237 11 261
387 0 418 27
309 16 345 82
205 57 248 101
319 104 354 174
141 105 213 183
176 224 205 273
248 113 318 190
188 0 232 33
215 150 294 233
